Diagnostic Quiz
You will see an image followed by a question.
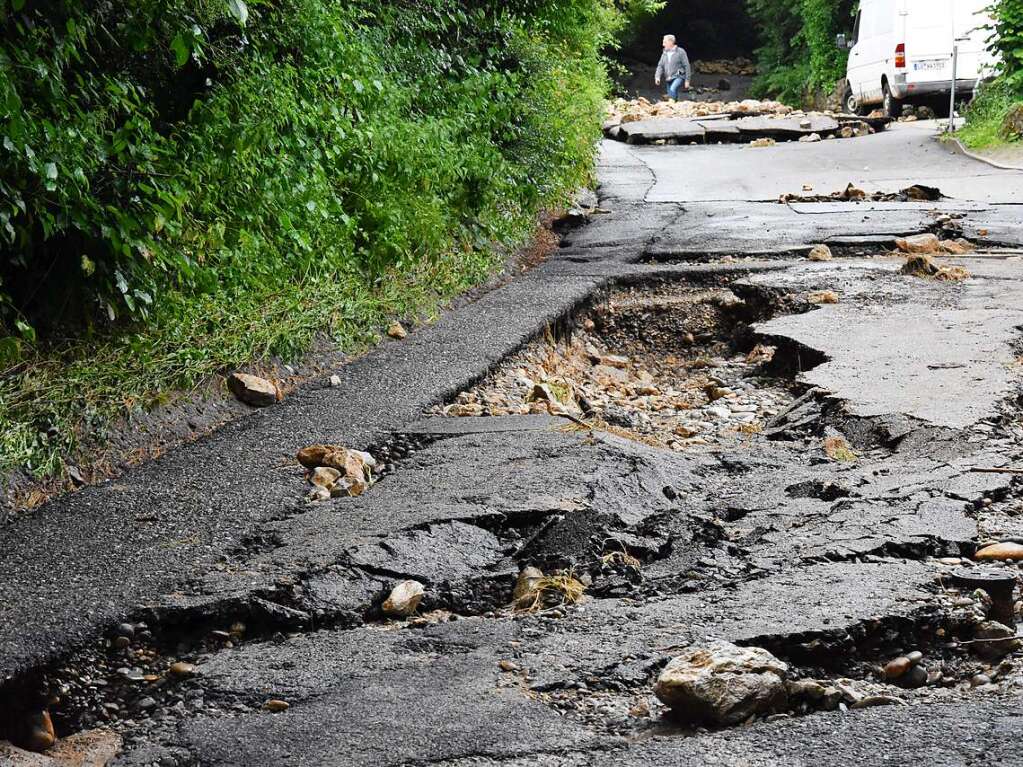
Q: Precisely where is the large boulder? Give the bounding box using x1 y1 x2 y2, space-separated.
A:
654 641 789 725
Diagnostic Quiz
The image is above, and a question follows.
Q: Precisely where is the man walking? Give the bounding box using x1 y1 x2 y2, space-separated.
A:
654 35 691 101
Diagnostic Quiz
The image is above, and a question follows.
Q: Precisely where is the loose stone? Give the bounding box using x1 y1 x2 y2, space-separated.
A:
382 580 425 617
226 372 279 407
653 642 789 725
975 542 1023 562
264 699 290 712
883 656 912 680
387 321 408 339
168 662 196 679
808 244 833 262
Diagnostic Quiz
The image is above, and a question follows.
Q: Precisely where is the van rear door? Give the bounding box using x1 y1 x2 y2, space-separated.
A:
903 0 993 84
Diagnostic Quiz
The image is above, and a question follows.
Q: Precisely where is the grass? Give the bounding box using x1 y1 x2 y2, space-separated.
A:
0 245 499 492
958 81 1023 149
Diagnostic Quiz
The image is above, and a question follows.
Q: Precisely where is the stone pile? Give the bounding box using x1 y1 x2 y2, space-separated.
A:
297 444 376 501
435 311 795 451
607 97 791 126
694 58 757 76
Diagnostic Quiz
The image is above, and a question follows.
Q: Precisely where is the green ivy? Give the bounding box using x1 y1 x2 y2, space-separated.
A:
746 0 855 104
988 0 1023 90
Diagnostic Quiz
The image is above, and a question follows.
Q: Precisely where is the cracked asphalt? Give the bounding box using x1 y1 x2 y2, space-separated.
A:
5 121 1023 765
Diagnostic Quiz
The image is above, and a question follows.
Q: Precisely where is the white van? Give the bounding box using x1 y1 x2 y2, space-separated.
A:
841 0 997 117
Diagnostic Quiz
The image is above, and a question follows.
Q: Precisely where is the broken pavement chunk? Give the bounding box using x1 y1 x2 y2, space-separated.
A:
382 580 425 617
807 290 839 305
901 184 943 201
808 244 833 262
654 642 789 725
901 254 971 282
227 373 280 407
310 467 342 488
895 233 940 254
940 238 976 255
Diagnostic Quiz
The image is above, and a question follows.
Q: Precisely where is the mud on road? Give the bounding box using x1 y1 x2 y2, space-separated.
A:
5 128 1023 765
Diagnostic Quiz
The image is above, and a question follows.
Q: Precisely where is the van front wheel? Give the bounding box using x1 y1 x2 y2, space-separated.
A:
844 87 862 116
883 82 903 119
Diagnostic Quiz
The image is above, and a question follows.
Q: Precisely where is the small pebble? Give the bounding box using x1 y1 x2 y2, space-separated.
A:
971 673 992 687
498 660 520 672
264 699 290 712
169 662 197 679
884 656 912 680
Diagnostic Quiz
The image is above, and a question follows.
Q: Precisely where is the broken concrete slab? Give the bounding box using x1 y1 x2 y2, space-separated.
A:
619 119 707 144
757 297 1023 430
736 115 840 137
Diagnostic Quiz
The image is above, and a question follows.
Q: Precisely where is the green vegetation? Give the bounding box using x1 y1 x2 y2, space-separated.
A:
0 0 647 484
961 0 1023 149
746 0 857 104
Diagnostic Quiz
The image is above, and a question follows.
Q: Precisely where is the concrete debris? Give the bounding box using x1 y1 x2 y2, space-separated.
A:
310 466 342 488
654 642 789 725
901 254 971 282
382 580 425 617
940 238 977 255
608 97 791 126
226 372 280 408
780 184 941 204
750 138 776 148
807 290 840 305
799 133 822 143
807 244 833 262
896 234 941 254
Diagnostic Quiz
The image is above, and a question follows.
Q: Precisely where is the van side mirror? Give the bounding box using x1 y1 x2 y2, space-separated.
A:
836 33 849 49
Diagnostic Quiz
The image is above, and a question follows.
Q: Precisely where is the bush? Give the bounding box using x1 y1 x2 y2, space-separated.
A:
0 0 635 480
961 0 1023 146
746 0 856 104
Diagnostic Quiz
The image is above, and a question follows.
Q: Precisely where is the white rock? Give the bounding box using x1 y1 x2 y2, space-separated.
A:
706 406 732 420
310 467 341 488
382 580 425 617
654 642 789 725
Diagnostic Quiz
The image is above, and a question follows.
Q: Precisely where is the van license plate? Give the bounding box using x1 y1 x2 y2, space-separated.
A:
914 59 947 72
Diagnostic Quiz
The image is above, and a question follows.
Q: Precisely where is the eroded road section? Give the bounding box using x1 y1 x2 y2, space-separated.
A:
4 123 1023 765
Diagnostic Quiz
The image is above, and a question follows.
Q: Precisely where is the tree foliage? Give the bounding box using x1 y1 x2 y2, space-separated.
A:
0 0 630 354
746 0 856 104
988 0 1023 90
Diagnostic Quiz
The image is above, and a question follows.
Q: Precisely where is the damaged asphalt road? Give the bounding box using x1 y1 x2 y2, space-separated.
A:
5 122 1023 764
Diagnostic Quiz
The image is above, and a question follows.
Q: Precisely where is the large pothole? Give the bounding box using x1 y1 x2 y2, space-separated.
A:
430 276 812 452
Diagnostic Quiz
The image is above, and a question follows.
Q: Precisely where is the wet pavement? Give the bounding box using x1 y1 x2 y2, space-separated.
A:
5 124 1023 765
